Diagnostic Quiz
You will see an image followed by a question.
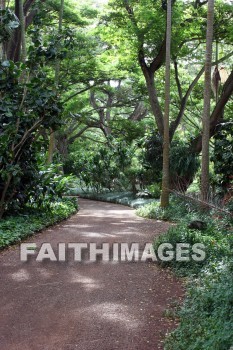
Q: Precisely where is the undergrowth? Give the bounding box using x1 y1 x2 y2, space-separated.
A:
165 259 233 350
0 198 78 249
137 195 233 349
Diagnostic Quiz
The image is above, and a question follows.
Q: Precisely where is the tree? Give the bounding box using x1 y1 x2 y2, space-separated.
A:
161 0 172 207
104 0 233 189
201 0 215 204
6 0 46 61
47 0 65 164
18 0 26 63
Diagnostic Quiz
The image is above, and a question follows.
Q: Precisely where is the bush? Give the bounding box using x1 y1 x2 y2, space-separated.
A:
0 197 78 249
142 133 200 189
0 59 62 218
165 260 233 350
153 220 232 275
146 183 161 199
138 194 233 349
65 141 133 192
211 121 233 194
136 196 196 221
137 196 232 274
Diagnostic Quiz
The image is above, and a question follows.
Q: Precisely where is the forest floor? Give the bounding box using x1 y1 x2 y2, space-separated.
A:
0 199 184 350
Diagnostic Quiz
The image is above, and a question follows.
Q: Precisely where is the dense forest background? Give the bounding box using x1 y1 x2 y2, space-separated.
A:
0 1 233 349
0 0 232 218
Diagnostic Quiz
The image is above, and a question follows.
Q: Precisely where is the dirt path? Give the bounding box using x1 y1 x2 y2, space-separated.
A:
0 199 183 350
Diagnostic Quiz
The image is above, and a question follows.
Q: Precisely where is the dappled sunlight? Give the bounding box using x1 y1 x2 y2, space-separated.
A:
11 269 30 282
79 302 142 330
110 222 125 225
70 272 101 291
78 231 117 238
79 209 134 219
36 268 54 279
60 224 93 229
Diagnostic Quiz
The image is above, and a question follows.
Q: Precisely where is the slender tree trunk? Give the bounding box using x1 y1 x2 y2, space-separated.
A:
0 174 12 219
201 0 215 204
55 0 64 88
7 0 21 62
47 131 55 164
161 0 172 208
0 0 6 60
7 0 48 61
47 0 64 164
19 0 26 63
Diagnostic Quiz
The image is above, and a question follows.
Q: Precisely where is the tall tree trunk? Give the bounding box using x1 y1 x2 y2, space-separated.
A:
47 0 64 164
19 0 26 63
191 69 233 154
7 0 21 61
144 71 164 136
55 0 64 88
0 0 6 60
7 0 47 61
161 0 172 208
201 0 215 204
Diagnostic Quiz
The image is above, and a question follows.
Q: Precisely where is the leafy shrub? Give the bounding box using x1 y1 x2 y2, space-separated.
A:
65 141 134 192
153 220 232 275
138 194 233 349
0 198 78 249
142 133 200 189
165 260 233 350
0 59 62 218
211 121 233 194
146 183 161 199
136 196 196 221
28 164 75 208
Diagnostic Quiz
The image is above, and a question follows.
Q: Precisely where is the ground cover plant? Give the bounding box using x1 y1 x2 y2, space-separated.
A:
0 197 78 249
137 195 233 349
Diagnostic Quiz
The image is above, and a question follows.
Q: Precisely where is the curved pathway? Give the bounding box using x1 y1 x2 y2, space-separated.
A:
0 199 183 350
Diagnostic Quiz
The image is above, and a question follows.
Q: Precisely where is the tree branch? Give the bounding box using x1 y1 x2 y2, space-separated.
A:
170 51 233 139
68 125 89 143
174 60 183 100
191 69 233 153
63 85 94 104
149 38 166 73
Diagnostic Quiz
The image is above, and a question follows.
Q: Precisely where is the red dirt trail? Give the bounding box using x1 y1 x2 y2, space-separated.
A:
0 199 184 350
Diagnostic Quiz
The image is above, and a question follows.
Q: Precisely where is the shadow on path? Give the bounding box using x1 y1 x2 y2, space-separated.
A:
0 199 184 350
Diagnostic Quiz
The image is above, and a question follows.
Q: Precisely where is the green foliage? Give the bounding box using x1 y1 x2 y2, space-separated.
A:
65 141 133 192
165 261 233 350
46 0 88 26
0 8 19 43
137 195 233 273
226 198 233 213
0 59 63 216
154 220 232 275
79 190 155 209
26 164 75 209
0 198 78 249
143 133 163 180
137 195 194 220
211 121 233 194
143 133 200 187
138 194 233 348
146 183 161 199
